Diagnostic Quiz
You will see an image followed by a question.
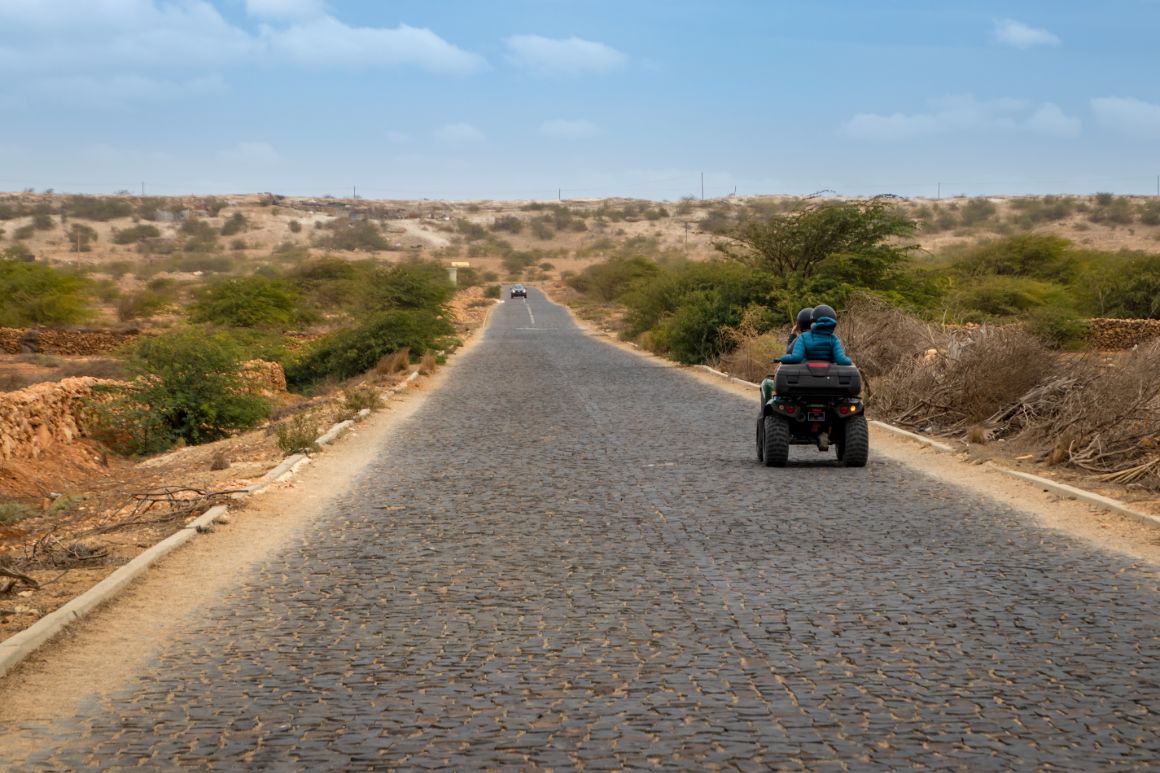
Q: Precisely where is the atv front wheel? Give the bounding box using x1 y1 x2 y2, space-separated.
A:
762 415 790 467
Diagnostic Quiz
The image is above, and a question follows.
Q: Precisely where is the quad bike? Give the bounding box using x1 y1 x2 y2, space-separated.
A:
755 362 868 467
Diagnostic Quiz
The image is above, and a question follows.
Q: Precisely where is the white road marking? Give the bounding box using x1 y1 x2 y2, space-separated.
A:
526 302 536 326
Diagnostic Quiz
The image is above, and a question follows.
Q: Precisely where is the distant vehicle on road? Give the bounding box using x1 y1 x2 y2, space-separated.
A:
510 284 527 299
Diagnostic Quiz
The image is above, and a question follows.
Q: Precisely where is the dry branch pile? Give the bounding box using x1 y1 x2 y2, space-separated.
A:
1086 318 1160 350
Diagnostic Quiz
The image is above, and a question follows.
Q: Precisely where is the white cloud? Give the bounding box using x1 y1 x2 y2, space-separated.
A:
993 18 1061 49
245 0 326 21
540 119 601 139
1091 96 1160 137
0 2 484 78
841 95 1080 141
1027 103 1082 138
217 141 282 165
505 35 626 74
436 123 485 144
263 19 487 72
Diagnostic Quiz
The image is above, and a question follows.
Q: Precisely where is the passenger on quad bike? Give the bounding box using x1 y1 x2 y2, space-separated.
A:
778 304 852 366
756 303 868 467
785 306 814 351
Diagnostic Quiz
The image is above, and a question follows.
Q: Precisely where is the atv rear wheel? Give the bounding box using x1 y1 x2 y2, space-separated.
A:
840 415 869 467
762 415 790 467
755 418 765 462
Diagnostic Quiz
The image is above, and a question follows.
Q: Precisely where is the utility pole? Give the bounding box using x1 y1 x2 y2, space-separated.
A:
353 185 357 200
937 182 941 200
684 221 689 251
140 181 145 197
558 188 561 201
701 172 704 201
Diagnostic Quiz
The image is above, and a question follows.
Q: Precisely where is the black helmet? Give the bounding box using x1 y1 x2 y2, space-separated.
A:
812 304 837 322
795 307 814 328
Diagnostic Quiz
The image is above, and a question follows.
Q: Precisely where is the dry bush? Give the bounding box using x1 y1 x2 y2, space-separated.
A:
419 351 438 375
872 326 1051 433
343 385 383 415
840 295 946 379
374 347 411 377
716 333 784 382
1001 340 1160 488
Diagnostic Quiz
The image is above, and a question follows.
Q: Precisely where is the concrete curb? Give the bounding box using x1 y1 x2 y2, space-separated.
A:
869 420 956 453
0 504 230 679
0 369 425 680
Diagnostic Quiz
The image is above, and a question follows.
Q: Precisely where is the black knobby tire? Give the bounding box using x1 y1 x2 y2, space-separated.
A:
763 415 790 467
755 418 765 462
841 415 869 467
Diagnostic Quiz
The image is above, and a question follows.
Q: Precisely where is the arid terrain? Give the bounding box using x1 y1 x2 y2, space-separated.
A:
2 190 1159 644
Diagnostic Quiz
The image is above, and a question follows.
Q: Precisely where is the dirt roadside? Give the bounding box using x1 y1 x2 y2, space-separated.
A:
1 294 1157 734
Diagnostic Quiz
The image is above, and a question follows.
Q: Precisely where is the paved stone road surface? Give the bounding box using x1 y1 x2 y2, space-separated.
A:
2 289 1157 770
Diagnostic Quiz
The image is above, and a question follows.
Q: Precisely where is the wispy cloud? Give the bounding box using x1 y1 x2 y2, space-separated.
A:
841 95 1080 141
505 35 626 74
993 18 1061 49
1091 96 1160 137
0 1 485 78
263 19 487 73
540 119 601 139
245 0 327 21
436 122 486 144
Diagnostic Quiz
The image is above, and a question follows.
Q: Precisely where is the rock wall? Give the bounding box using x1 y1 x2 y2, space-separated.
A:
0 361 287 463
1087 318 1160 350
0 377 108 461
0 328 141 355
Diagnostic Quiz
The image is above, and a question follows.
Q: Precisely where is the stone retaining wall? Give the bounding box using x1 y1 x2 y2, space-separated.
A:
0 328 141 355
0 362 287 462
1087 318 1160 350
0 377 108 461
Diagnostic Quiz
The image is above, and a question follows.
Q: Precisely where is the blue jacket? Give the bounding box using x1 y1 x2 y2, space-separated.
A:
778 317 853 365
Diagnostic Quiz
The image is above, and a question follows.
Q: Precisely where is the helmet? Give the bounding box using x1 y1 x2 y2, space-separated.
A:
812 304 837 322
795 307 814 328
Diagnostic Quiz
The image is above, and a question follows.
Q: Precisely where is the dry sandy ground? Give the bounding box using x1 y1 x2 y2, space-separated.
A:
1 301 1158 736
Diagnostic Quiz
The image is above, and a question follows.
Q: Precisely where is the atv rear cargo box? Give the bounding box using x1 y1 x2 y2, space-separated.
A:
774 362 862 397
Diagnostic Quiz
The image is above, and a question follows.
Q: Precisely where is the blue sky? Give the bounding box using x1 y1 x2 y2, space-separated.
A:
1 0 1158 200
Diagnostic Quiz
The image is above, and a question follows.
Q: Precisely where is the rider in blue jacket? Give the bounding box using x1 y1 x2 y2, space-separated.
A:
778 304 853 365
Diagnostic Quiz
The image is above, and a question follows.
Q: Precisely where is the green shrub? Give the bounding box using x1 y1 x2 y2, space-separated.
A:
568 256 659 302
88 328 270 454
286 309 454 389
950 275 1072 318
276 414 320 455
189 276 306 329
117 288 173 321
959 198 997 227
220 212 248 236
484 284 501 299
67 223 98 252
490 215 523 234
113 224 162 244
32 212 56 231
180 219 219 251
64 195 133 221
1139 201 1160 226
13 224 35 240
0 259 93 325
1026 306 1089 349
0 501 37 525
316 220 389 251
288 219 303 233
953 233 1076 282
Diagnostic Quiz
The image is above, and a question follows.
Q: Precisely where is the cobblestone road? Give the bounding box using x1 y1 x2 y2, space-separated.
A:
3 289 1158 770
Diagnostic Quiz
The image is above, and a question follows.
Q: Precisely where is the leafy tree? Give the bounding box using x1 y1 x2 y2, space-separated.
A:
93 328 271 453
621 260 776 363
189 276 306 329
286 309 454 389
716 196 919 316
567 256 659 302
0 259 93 325
952 233 1076 282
